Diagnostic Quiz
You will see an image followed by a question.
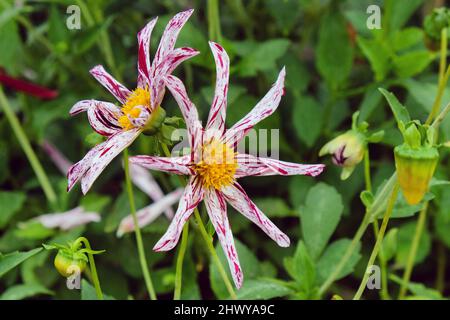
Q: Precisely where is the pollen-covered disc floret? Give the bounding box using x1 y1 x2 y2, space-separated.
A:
194 139 238 190
118 87 151 130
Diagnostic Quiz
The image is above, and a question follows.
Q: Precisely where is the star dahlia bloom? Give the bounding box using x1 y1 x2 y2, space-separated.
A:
67 9 199 194
130 42 325 288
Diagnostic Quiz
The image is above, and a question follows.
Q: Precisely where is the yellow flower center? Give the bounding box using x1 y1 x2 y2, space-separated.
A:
118 87 151 130
194 139 238 190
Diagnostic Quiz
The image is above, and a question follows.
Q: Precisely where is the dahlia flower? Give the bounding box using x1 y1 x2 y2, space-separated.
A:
130 42 325 288
67 9 199 194
33 207 101 231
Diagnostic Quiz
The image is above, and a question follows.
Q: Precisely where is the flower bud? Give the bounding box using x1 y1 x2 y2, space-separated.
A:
424 7 450 51
394 122 439 205
54 249 87 278
319 131 366 180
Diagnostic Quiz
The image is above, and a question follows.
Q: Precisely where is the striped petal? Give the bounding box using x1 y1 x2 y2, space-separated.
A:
35 207 100 231
137 18 158 88
221 183 290 247
205 42 229 137
165 75 202 153
153 176 204 251
205 188 243 289
130 155 193 175
80 129 141 194
117 188 183 237
152 9 194 74
235 153 325 178
71 100 121 136
224 67 286 146
90 65 131 104
67 143 104 192
151 47 199 109
129 163 175 218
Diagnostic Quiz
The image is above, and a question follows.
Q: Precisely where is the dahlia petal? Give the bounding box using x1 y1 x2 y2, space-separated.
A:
67 143 104 192
70 99 121 136
42 140 72 175
35 207 101 231
151 47 199 109
153 176 204 251
224 67 286 146
235 153 325 178
137 17 158 88
80 129 141 194
90 65 131 104
205 188 243 289
165 75 202 152
222 183 290 247
129 155 193 175
117 188 183 237
129 163 175 218
152 9 194 73
205 42 229 136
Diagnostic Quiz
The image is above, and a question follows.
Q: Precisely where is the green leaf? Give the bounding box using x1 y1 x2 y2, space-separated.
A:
385 0 424 31
236 279 293 300
300 183 344 259
292 241 316 293
391 27 424 51
357 36 390 82
266 0 301 35
0 248 43 278
316 238 361 284
81 279 114 300
292 95 323 148
236 39 290 77
378 88 411 127
80 193 111 212
209 239 259 299
0 283 53 300
395 221 431 268
0 18 23 74
393 51 435 78
358 84 384 122
389 274 443 300
0 191 26 228
380 228 398 262
316 10 354 89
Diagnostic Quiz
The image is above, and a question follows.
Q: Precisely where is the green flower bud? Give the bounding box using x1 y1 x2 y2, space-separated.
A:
424 7 450 51
394 144 439 205
43 237 104 278
394 120 439 205
54 249 87 278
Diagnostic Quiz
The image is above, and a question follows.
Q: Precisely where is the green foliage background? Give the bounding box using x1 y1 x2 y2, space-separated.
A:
0 0 449 300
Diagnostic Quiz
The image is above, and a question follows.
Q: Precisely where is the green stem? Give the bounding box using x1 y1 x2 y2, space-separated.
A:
398 202 429 299
353 183 399 300
75 237 103 300
207 0 223 43
174 223 189 300
123 149 157 300
364 150 390 300
193 208 237 299
431 101 450 130
426 27 449 125
0 86 58 206
160 143 237 300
